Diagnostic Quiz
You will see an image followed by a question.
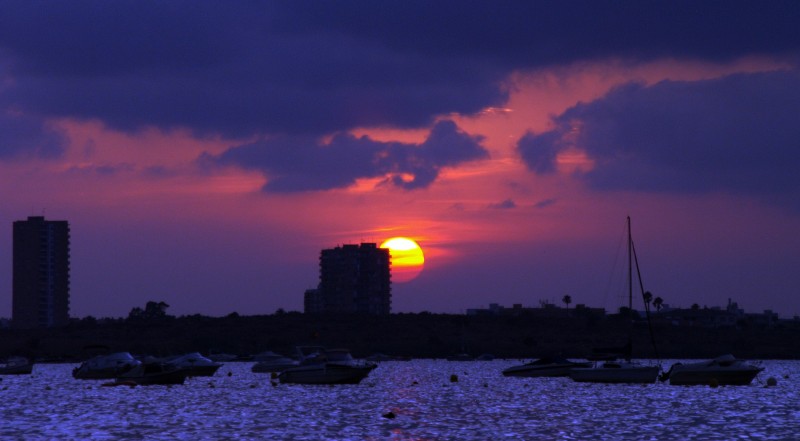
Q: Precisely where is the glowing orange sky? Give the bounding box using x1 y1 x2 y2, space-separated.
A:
1 57 798 318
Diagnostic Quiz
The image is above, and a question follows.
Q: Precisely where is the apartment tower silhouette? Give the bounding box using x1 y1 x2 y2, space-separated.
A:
12 216 71 328
305 243 391 314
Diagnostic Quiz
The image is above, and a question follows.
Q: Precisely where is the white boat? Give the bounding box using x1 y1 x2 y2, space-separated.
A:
503 357 592 377
660 354 764 386
277 348 377 385
165 352 223 377
251 351 298 373
568 217 661 384
72 352 142 379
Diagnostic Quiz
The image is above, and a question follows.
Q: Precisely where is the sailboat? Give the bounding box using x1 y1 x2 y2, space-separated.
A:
569 216 661 384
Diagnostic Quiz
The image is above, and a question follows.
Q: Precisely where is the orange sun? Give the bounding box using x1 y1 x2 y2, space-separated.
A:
380 237 425 283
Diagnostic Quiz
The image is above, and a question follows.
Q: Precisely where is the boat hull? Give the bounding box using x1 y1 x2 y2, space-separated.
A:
503 362 592 378
668 366 763 386
73 365 138 380
251 361 298 373
116 366 190 386
278 363 375 385
0 361 34 375
182 364 222 377
570 365 660 384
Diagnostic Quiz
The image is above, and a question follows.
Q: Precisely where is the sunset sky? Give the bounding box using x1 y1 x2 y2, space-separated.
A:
1 1 799 319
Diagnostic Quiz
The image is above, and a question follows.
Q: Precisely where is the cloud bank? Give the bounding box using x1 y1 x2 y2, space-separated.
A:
208 120 487 192
518 69 800 205
1 1 798 140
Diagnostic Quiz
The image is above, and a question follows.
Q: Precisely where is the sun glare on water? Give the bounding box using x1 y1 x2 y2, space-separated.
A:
380 237 425 283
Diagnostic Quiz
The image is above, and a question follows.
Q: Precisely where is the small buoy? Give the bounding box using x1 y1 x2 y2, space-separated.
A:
709 378 719 388
250 383 257 388
270 381 278 387
271 372 279 379
450 374 458 383
483 383 488 388
382 411 396 419
45 386 52 390
227 371 233 377
767 377 778 387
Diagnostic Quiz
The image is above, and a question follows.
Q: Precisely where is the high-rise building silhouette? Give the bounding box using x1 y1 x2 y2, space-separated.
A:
12 216 71 328
306 243 391 314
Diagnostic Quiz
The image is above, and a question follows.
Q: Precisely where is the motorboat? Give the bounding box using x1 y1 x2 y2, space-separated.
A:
72 352 141 379
113 361 190 386
502 357 592 377
251 351 298 373
569 360 661 384
660 354 764 386
277 349 377 385
165 352 222 377
0 357 33 375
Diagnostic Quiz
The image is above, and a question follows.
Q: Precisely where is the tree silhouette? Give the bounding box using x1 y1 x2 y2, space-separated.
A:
562 295 572 309
653 296 664 312
643 291 653 307
127 301 171 321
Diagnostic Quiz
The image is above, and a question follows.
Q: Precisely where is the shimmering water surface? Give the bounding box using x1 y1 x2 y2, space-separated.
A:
1 360 798 440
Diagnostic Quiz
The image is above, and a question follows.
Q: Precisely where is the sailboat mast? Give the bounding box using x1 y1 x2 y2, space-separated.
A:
627 216 632 311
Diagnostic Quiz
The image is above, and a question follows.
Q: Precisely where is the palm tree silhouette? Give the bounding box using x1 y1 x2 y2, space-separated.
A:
653 296 664 312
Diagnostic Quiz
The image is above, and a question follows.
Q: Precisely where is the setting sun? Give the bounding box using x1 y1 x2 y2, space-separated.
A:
380 237 425 283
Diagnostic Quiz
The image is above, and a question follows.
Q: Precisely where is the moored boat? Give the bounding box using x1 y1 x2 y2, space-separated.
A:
567 217 661 385
251 351 298 373
569 360 660 384
503 357 592 377
277 349 376 385
73 352 141 379
660 354 764 386
0 357 33 375
165 352 222 377
114 361 190 386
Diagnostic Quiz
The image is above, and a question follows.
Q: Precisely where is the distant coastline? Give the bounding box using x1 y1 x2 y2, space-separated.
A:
1 311 799 361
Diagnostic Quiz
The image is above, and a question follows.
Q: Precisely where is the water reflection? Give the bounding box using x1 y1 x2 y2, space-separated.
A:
0 360 796 440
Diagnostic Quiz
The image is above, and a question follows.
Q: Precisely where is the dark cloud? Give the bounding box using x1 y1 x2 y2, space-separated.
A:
65 163 135 176
517 131 563 174
534 198 557 209
0 111 66 159
206 120 487 192
488 199 517 210
518 70 800 206
1 1 799 142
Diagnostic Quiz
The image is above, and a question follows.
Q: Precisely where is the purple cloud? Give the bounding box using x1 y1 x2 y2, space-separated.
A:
1 1 799 146
206 120 487 192
518 69 800 208
0 111 66 158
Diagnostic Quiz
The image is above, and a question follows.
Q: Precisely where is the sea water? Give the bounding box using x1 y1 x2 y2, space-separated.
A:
1 359 798 440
